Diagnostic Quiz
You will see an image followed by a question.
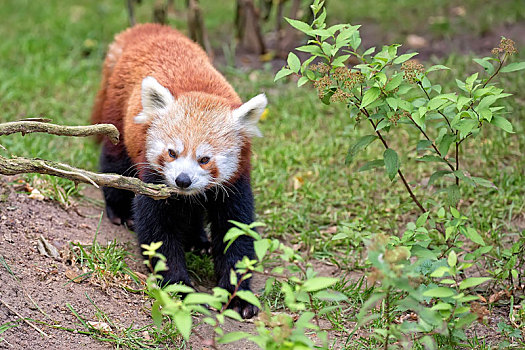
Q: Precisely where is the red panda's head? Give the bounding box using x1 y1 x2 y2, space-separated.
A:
134 76 267 195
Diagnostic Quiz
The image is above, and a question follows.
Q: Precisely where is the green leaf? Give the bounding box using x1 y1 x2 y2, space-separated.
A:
184 293 220 306
285 17 312 34
417 155 446 163
296 44 323 55
332 54 351 67
428 170 452 186
383 149 399 181
393 52 418 64
416 212 429 227
358 159 384 172
297 76 309 87
500 61 525 73
490 115 514 133
446 185 460 207
229 269 237 286
274 68 293 82
235 290 261 308
465 73 478 91
287 52 301 73
423 287 455 298
385 74 403 91
456 96 471 111
151 300 163 328
217 331 250 344
375 119 390 131
163 284 195 294
473 58 494 75
454 119 478 137
253 239 270 261
428 97 447 110
448 250 457 267
360 87 381 108
471 176 498 189
302 276 339 292
173 311 192 340
386 97 398 110
430 266 450 278
346 135 378 163
459 277 491 290
431 302 453 311
438 133 456 156
426 64 450 73
314 290 348 302
417 140 433 151
464 227 485 246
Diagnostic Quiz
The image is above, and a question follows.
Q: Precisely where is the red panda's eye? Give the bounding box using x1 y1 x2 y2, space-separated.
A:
199 156 210 165
168 149 178 159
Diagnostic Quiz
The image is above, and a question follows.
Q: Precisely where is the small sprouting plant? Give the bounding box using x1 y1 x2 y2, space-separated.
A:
142 220 348 348
68 214 141 289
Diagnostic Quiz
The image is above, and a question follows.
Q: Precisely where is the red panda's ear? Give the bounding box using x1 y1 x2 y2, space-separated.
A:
233 94 267 137
135 76 175 124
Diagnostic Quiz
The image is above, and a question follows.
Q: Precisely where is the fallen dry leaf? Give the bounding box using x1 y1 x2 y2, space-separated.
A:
87 321 112 333
488 290 511 304
471 302 490 322
37 235 60 259
320 226 337 234
65 269 85 283
28 188 45 200
292 175 304 190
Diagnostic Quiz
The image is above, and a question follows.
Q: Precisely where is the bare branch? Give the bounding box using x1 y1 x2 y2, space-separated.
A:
0 121 120 145
0 155 178 199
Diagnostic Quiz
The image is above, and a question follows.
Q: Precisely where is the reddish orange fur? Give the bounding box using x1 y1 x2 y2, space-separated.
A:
91 24 251 179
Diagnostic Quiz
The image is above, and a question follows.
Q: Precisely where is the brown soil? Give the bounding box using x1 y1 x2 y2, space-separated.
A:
0 179 269 349
0 179 151 349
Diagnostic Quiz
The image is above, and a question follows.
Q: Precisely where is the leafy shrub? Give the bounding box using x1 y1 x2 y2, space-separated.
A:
142 0 525 348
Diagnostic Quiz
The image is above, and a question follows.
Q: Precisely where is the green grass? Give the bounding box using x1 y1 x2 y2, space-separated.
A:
1 0 524 348
68 214 141 289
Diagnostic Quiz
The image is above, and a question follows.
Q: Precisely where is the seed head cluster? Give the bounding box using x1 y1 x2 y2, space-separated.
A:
330 88 352 103
401 60 425 84
491 38 517 56
311 62 330 74
313 75 332 99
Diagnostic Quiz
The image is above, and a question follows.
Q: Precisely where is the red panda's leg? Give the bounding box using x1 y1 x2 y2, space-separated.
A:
205 174 259 319
133 194 196 287
100 140 135 228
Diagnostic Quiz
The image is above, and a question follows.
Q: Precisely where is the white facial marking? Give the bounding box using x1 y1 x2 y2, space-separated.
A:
215 147 241 183
165 155 211 194
146 139 166 164
174 139 184 154
196 143 213 158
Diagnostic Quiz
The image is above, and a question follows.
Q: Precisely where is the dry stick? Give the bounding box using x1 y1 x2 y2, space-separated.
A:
0 121 120 145
0 121 180 199
0 155 178 199
0 299 50 338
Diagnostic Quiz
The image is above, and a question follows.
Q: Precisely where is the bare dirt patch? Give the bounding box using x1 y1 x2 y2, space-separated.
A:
0 179 153 349
0 179 268 349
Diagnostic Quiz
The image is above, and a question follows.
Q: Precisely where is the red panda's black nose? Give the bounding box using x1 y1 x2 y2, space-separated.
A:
175 173 192 189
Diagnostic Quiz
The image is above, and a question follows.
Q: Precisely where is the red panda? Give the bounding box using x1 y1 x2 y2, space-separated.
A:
91 24 266 319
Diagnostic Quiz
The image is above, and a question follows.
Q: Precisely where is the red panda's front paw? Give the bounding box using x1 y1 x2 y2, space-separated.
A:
228 296 259 319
